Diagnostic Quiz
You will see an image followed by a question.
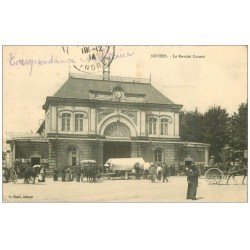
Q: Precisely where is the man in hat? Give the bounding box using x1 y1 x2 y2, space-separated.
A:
92 163 97 183
186 164 199 200
162 163 170 182
134 162 140 180
61 167 66 182
75 164 81 182
148 162 156 183
53 167 59 181
208 156 215 167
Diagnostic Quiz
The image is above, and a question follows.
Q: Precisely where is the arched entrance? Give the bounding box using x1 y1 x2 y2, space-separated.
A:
103 121 132 163
104 121 131 137
68 145 79 167
154 148 164 166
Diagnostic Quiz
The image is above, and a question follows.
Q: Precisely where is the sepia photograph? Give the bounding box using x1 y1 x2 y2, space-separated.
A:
2 45 248 202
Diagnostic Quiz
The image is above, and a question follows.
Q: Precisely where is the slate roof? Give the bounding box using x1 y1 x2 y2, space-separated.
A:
52 77 177 105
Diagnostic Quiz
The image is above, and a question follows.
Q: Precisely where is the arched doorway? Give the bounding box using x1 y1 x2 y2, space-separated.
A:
104 121 131 137
103 121 132 163
154 148 164 166
68 145 79 167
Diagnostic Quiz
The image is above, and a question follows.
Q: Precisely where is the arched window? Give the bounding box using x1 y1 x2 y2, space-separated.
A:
75 114 84 132
148 117 157 135
62 113 71 131
68 146 78 166
154 148 163 163
161 118 168 135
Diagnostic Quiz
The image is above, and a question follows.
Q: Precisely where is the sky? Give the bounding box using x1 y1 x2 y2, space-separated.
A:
3 46 247 135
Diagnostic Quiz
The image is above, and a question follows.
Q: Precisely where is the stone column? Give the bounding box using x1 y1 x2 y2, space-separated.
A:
140 111 146 136
48 140 57 168
90 108 96 134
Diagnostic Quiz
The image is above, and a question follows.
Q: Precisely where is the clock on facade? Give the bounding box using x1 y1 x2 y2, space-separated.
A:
114 90 122 99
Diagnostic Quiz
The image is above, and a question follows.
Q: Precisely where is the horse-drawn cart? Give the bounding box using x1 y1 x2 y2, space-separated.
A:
7 163 42 184
104 158 145 179
9 167 18 183
204 168 224 184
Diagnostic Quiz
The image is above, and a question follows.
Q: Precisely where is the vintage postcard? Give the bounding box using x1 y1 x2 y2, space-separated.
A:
2 45 248 202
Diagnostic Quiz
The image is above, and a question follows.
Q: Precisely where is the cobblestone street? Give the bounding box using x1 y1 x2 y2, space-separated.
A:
3 176 247 202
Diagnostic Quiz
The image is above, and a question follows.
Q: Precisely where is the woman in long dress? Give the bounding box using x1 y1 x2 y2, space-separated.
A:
149 163 156 183
38 166 46 182
186 164 199 200
66 168 72 182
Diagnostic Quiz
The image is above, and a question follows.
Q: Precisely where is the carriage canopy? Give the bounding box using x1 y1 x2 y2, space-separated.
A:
184 156 194 166
104 158 145 171
80 160 96 166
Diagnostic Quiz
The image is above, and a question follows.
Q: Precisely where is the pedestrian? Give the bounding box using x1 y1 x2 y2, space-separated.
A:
156 164 162 181
92 163 97 183
209 156 215 167
172 165 176 176
3 167 10 183
61 167 66 182
234 158 240 171
162 163 170 182
75 164 81 182
186 164 199 200
134 162 140 180
148 162 156 183
224 162 230 178
66 167 72 181
97 165 102 181
143 162 150 179
38 166 46 182
53 167 59 181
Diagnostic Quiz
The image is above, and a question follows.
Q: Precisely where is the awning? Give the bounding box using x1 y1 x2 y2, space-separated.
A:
8 136 209 147
11 137 48 142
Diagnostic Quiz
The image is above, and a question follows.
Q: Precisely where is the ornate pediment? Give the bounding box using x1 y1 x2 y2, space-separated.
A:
121 110 137 125
98 109 115 123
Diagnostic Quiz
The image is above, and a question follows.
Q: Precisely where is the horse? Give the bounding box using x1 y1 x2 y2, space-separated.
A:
81 164 100 183
79 166 89 182
22 165 41 184
227 167 247 184
80 165 93 182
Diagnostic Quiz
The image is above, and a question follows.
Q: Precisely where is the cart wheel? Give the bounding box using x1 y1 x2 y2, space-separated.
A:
10 169 17 183
205 168 223 184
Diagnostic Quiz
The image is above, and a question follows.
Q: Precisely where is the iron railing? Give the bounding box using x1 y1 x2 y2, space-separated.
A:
69 73 151 84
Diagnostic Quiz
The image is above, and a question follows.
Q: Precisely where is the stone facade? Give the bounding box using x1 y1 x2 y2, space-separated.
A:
7 75 209 168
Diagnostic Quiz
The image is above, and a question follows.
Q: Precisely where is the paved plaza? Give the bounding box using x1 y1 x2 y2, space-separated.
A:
3 176 247 202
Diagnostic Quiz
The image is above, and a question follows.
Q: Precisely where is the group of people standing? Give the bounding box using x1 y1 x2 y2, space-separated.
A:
145 162 199 200
145 163 170 183
52 164 99 183
53 166 82 182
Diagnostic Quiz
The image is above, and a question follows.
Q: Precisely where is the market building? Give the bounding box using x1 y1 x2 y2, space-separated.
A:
6 73 209 168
